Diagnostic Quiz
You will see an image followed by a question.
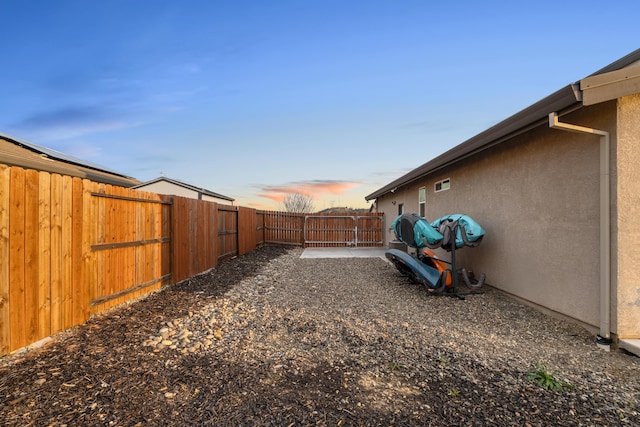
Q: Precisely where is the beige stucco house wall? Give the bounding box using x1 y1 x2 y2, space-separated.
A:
615 93 640 339
367 51 640 344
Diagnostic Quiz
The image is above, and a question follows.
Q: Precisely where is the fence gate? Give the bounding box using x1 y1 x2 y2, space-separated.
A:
303 215 383 247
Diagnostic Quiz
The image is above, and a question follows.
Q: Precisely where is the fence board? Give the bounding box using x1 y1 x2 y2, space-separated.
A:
255 211 265 247
61 175 73 330
238 207 256 255
83 180 97 312
71 178 89 326
92 184 106 315
0 165 10 354
124 186 135 305
24 170 39 345
38 171 51 340
162 197 172 281
119 186 129 307
195 200 205 273
209 202 219 268
142 194 152 296
135 195 145 300
49 174 62 334
171 196 187 283
9 167 26 350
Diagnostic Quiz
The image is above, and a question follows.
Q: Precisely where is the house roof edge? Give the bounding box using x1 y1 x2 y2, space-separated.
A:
365 48 640 202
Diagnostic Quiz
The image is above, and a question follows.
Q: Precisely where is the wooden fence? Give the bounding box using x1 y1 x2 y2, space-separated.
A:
0 164 382 356
258 211 383 247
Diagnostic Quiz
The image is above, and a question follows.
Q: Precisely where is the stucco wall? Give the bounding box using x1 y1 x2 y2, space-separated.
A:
615 94 640 337
376 104 617 330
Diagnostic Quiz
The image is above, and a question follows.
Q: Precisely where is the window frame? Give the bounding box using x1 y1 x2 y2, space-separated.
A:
418 186 426 217
434 178 451 193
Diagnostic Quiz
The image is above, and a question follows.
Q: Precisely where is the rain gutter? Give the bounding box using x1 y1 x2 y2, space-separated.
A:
548 112 611 342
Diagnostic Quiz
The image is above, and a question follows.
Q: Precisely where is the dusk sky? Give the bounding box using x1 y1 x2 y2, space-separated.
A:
1 1 638 210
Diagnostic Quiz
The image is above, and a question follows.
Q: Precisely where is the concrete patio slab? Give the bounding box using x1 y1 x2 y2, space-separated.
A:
618 338 640 357
300 247 387 260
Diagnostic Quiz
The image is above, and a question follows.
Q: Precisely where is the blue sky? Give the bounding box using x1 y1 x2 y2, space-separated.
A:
1 1 638 210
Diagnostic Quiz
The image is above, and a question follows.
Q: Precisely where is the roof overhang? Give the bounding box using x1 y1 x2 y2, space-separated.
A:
0 135 140 187
365 84 582 200
581 66 640 106
365 48 640 202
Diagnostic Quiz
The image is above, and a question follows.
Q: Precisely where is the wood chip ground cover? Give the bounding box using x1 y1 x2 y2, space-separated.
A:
1 246 638 426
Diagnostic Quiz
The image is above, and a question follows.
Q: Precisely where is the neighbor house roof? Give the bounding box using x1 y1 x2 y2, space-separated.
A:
131 177 235 202
0 132 140 187
365 48 640 201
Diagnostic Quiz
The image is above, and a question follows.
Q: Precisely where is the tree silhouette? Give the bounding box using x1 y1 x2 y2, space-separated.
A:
281 192 314 213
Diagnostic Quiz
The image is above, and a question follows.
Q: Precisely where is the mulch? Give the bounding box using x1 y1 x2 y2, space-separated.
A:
1 245 638 426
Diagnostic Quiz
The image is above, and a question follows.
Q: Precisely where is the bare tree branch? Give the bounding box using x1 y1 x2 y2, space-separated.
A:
281 192 314 213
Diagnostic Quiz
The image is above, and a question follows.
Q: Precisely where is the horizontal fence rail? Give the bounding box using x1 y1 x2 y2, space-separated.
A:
0 162 383 356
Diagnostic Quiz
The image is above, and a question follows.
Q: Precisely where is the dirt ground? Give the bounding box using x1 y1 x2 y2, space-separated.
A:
1 246 638 426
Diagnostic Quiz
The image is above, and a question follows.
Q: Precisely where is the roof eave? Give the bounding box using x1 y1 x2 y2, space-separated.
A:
365 83 582 201
132 176 235 201
366 48 640 202
0 132 136 180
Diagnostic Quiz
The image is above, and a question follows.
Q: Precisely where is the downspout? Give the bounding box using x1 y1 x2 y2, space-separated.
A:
548 112 611 341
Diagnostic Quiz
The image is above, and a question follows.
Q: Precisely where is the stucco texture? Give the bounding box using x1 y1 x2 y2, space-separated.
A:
615 94 640 337
378 105 619 331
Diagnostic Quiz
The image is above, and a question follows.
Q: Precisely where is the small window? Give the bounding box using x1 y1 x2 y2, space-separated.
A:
434 178 450 192
418 187 426 217
398 203 404 215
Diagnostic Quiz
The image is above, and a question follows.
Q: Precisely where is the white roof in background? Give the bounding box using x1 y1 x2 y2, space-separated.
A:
132 176 235 201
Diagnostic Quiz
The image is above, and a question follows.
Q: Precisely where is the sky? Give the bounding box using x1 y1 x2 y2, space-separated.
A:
0 1 638 211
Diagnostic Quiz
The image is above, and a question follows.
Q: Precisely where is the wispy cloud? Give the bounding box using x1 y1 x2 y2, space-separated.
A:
11 105 143 141
257 179 361 202
258 192 287 203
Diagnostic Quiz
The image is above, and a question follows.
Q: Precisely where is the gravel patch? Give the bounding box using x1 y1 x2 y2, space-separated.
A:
1 246 638 425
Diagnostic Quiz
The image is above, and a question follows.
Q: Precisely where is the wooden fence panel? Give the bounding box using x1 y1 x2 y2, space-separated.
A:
218 205 238 261
356 215 384 247
90 187 171 312
261 211 304 245
0 162 384 357
171 196 222 283
238 206 257 256
259 211 383 247
304 215 355 247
